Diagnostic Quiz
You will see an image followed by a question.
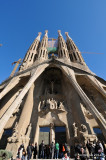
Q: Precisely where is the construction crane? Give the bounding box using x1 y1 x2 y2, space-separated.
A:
81 52 104 54
10 58 22 77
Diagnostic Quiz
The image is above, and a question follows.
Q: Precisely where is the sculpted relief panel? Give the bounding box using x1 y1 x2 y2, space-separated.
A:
38 98 65 112
38 98 67 126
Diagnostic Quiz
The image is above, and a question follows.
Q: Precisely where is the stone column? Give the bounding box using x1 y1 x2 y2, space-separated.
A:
0 77 20 100
34 122 39 144
86 75 106 98
17 83 34 137
0 90 20 118
0 64 49 135
61 66 106 139
50 123 55 144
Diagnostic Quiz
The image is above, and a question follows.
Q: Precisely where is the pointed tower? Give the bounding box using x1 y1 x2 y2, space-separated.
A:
0 30 106 158
58 30 69 59
19 32 42 71
37 30 48 60
65 32 85 65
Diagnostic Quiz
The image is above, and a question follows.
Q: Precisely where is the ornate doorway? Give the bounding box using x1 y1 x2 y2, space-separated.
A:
55 126 66 144
38 126 66 145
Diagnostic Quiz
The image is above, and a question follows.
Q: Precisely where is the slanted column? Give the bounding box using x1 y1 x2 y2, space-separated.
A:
0 89 22 118
0 77 20 100
19 32 42 71
61 66 106 139
0 64 49 135
58 30 69 59
86 75 106 98
17 83 34 137
38 30 48 60
65 32 85 65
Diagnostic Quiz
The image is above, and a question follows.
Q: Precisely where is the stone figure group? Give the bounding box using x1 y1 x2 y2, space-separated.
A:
38 98 65 112
8 123 32 144
73 122 88 137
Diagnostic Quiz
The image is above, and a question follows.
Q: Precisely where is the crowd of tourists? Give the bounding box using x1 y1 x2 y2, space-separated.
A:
74 140 106 160
16 141 69 160
16 140 106 160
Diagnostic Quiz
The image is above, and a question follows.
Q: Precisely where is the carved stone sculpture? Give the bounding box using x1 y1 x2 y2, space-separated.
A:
81 124 88 133
8 122 18 143
50 98 56 109
26 123 32 137
38 101 41 112
38 98 65 112
73 122 78 137
59 102 65 110
50 123 54 129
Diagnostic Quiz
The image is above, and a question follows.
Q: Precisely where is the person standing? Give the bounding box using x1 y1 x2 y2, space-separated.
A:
27 143 32 160
50 142 55 159
22 148 27 160
46 145 50 159
18 144 24 160
62 144 65 157
86 141 92 155
19 147 24 160
79 147 86 160
64 143 69 156
33 143 37 159
40 140 45 159
44 145 47 158
55 142 59 159
98 141 104 153
31 143 34 158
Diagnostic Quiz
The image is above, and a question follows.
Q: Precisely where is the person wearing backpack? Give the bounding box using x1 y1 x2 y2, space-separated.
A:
62 144 65 157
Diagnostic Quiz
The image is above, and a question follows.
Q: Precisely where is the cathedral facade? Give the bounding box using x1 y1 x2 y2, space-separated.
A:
0 30 106 157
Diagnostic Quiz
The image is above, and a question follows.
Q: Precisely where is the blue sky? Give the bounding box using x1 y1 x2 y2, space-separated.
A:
0 0 106 83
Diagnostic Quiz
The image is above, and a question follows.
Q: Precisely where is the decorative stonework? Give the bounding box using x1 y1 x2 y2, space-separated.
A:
8 123 19 143
38 98 65 112
8 123 32 147
73 122 78 137
80 124 88 134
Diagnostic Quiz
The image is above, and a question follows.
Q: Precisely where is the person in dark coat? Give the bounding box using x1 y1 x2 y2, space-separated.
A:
65 143 69 156
86 141 92 155
33 143 37 159
27 143 33 160
40 140 45 159
79 147 87 160
46 145 50 159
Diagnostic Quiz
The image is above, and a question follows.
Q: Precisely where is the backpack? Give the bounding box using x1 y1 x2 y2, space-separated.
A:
62 146 65 152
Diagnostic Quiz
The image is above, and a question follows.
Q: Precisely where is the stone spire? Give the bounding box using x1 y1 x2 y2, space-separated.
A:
65 32 85 65
37 30 48 60
58 30 69 59
19 32 42 71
